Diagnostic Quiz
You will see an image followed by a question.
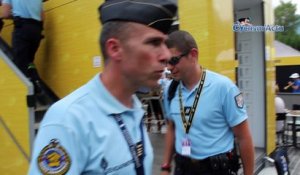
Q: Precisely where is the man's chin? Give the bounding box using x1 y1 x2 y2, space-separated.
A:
147 81 160 89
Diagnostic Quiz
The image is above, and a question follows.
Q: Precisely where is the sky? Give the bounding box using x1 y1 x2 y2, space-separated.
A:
272 0 300 14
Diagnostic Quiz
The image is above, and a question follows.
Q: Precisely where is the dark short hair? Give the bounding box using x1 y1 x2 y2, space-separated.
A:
99 21 133 61
166 30 198 53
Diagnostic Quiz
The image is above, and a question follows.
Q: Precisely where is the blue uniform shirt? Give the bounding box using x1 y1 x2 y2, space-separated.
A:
292 79 300 93
2 0 43 21
163 70 248 159
28 74 153 175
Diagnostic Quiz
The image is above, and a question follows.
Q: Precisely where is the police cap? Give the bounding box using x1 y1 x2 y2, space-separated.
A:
99 0 177 34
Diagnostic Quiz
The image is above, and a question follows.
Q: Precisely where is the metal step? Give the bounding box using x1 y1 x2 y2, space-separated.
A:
33 90 57 134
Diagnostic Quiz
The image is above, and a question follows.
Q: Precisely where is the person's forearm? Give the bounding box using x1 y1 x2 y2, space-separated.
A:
0 13 12 19
239 137 254 175
162 121 175 165
160 121 175 175
41 11 45 21
233 121 254 175
1 4 12 19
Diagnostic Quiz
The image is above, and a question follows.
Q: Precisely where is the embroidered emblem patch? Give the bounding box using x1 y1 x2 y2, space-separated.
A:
38 139 71 175
235 93 244 108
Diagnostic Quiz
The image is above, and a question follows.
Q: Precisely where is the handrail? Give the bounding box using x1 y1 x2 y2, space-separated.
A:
0 38 35 157
0 116 30 161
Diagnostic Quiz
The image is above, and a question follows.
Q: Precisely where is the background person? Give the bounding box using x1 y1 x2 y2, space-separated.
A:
160 30 254 175
27 0 177 174
275 84 286 144
275 84 286 114
286 73 300 93
1 0 44 93
159 68 172 94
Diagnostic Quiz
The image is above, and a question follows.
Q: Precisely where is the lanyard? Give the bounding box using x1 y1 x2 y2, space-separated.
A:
179 69 206 134
113 114 145 175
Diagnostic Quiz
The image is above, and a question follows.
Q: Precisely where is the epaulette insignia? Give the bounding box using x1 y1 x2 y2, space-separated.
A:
38 139 71 175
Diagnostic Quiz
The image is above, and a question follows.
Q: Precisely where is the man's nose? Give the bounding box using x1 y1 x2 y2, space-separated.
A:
159 45 171 63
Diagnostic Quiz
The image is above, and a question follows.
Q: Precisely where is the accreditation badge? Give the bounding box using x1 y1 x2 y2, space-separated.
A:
181 137 191 156
38 139 71 175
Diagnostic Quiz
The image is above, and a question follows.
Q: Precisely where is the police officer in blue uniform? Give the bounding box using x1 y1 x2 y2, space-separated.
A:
1 0 44 92
160 30 255 175
28 0 177 174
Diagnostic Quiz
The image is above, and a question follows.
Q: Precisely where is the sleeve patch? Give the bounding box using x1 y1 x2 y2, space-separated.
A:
235 93 244 108
38 139 71 175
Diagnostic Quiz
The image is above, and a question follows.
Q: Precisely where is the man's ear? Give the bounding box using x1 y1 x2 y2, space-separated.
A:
106 38 122 60
189 48 198 62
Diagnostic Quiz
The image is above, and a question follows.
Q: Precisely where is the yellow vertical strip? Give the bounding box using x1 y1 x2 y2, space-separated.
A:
264 0 276 154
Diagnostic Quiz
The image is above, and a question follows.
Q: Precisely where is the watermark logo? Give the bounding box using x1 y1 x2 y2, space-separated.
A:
237 17 253 26
233 17 284 32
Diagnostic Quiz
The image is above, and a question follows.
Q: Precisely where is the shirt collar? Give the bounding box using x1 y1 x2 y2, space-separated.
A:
180 69 211 93
88 73 143 116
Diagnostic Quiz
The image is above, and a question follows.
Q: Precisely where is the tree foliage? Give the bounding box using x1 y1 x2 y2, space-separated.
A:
275 0 300 50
